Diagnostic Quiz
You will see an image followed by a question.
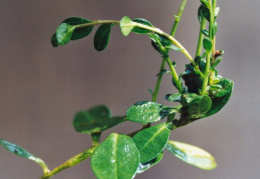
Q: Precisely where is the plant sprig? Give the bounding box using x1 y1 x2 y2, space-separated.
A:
1 1 233 179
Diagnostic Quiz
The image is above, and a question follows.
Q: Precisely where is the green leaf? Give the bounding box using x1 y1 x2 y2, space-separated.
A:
120 16 135 36
166 140 217 170
91 133 140 179
0 139 49 173
56 23 76 45
165 45 182 51
203 78 233 117
0 139 34 159
120 16 154 36
94 24 113 51
156 69 168 76
73 105 126 134
200 0 210 9
214 78 233 98
51 33 59 47
181 94 212 118
137 152 163 174
127 101 176 123
132 123 170 163
62 17 94 40
182 63 204 94
209 84 222 91
198 5 210 22
149 33 173 55
201 29 209 37
148 88 153 95
132 18 154 34
165 93 182 102
149 33 166 54
211 57 222 69
203 38 212 52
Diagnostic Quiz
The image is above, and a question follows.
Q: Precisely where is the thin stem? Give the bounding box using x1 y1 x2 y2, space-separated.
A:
211 0 217 62
75 20 120 28
195 17 206 57
31 157 50 174
135 24 196 67
201 52 211 95
201 0 218 95
152 58 166 102
152 0 187 102
165 57 183 93
40 145 98 179
170 0 187 36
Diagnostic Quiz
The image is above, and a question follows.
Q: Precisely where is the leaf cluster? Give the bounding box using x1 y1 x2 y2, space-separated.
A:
0 1 233 179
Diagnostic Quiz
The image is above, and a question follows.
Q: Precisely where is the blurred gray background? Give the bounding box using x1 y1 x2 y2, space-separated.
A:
0 0 259 178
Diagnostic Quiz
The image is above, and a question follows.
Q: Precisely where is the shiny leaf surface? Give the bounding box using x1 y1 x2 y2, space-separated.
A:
166 140 217 170
132 123 170 163
56 23 76 45
137 152 163 174
127 101 176 123
91 133 140 179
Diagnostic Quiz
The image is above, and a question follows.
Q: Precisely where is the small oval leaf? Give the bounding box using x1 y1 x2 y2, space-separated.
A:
165 93 182 102
132 123 170 163
203 38 212 52
62 17 94 40
94 24 113 51
202 29 209 37
56 23 76 45
211 57 222 69
0 139 34 159
91 133 140 179
166 140 217 170
120 16 135 36
73 105 126 134
127 101 176 123
198 5 210 22
132 18 154 34
0 139 49 173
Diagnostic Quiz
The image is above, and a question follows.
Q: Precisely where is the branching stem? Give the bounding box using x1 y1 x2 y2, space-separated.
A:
201 0 218 95
152 0 188 102
76 19 196 68
40 145 98 179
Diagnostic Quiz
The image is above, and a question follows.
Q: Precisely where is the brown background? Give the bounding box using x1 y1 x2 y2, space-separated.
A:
0 0 259 178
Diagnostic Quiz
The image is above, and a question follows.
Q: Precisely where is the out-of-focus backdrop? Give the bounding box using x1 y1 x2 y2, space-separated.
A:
0 0 259 178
